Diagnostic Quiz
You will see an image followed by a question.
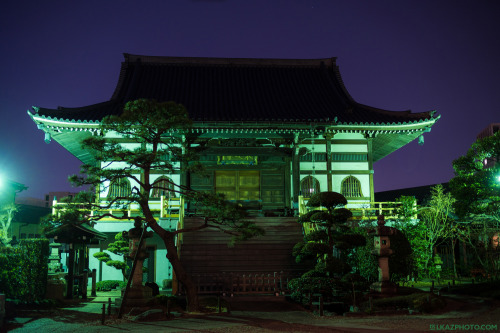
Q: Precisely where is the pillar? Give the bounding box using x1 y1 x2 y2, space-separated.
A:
292 133 300 203
366 136 375 202
325 133 332 192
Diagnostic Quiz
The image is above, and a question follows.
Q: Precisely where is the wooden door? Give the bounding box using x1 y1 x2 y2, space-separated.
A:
215 170 260 201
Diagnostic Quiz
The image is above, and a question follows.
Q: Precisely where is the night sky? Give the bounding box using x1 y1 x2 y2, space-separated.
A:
1 0 498 199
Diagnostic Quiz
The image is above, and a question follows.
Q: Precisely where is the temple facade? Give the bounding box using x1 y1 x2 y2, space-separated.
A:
29 54 439 286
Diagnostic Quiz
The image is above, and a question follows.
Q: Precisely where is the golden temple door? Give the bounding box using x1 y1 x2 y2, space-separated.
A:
215 170 260 201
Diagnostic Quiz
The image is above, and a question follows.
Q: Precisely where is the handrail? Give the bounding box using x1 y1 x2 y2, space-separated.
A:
52 195 184 219
298 196 417 221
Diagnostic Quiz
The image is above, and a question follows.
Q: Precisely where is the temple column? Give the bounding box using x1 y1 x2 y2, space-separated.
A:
325 133 333 192
292 133 300 204
367 136 375 202
180 135 190 189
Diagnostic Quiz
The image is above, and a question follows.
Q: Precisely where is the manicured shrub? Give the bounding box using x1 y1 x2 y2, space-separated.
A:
162 279 172 289
0 246 22 298
95 280 126 291
367 292 446 313
288 275 344 305
293 192 368 305
0 239 49 303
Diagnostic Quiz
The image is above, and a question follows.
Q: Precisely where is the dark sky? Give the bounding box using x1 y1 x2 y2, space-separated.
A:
1 0 498 199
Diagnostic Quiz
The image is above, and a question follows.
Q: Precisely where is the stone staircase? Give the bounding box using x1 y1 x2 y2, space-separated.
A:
180 217 309 277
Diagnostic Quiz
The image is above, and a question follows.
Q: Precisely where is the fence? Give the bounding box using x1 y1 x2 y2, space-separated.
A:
52 196 184 219
179 271 291 295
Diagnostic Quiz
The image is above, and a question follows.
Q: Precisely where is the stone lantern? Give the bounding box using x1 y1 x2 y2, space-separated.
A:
370 215 397 294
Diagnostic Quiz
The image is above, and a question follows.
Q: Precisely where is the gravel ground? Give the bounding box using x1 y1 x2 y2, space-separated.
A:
4 294 500 332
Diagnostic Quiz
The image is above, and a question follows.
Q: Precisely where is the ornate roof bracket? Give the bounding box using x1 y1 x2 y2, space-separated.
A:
36 123 51 144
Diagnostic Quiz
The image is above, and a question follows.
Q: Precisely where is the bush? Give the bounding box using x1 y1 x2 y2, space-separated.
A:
0 246 21 298
162 279 172 289
0 239 49 303
288 275 344 305
447 281 500 300
368 292 446 313
96 280 126 291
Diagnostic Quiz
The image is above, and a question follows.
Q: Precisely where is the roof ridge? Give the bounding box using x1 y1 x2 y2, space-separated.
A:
123 53 337 67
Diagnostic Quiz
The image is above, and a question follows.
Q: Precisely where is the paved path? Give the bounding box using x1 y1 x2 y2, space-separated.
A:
5 291 500 332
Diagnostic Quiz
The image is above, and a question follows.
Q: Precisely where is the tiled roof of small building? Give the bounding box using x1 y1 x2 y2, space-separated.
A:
34 54 436 125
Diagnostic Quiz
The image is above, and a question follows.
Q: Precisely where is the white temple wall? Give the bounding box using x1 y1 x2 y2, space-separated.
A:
88 230 173 286
332 161 369 170
332 144 367 153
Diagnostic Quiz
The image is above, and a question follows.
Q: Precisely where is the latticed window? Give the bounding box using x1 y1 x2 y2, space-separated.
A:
108 178 131 198
151 176 176 198
341 176 362 198
300 176 320 197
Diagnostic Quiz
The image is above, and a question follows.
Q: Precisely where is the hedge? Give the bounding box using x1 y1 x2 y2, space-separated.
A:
0 239 49 302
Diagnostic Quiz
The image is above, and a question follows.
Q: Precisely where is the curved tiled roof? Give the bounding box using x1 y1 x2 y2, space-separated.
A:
34 54 436 125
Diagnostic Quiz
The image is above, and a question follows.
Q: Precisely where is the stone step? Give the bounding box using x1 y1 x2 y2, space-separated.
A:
180 216 306 276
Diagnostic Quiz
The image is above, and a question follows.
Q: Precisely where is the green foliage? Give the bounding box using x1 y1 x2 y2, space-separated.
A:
388 229 414 281
93 232 129 279
107 232 129 255
450 130 500 219
317 257 352 276
403 221 432 279
390 187 455 279
0 239 49 302
41 207 89 235
292 191 367 303
288 275 344 305
95 280 127 291
449 131 500 275
0 246 20 298
0 203 17 245
345 225 378 281
395 196 417 223
153 294 183 310
418 185 455 278
307 192 347 210
346 223 413 283
162 279 173 289
447 281 500 300
368 292 446 313
93 251 110 262
106 260 128 270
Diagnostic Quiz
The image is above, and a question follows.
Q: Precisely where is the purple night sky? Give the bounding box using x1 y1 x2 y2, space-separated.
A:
1 0 498 199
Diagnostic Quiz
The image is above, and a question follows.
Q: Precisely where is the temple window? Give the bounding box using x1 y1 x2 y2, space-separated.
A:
108 178 131 198
151 176 176 198
300 176 320 197
341 176 362 198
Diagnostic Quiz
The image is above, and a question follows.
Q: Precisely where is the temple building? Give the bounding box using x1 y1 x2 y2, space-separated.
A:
28 54 439 287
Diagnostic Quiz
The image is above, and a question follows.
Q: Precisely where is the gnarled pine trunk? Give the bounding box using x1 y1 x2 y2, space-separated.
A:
162 233 199 312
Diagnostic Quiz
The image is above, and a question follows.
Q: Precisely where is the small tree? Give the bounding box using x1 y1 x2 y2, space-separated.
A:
417 184 456 277
93 232 130 279
0 203 18 246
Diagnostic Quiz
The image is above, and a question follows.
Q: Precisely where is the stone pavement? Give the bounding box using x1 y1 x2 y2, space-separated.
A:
5 291 500 332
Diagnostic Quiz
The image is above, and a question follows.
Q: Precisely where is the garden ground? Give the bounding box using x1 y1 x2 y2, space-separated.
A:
4 287 500 333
